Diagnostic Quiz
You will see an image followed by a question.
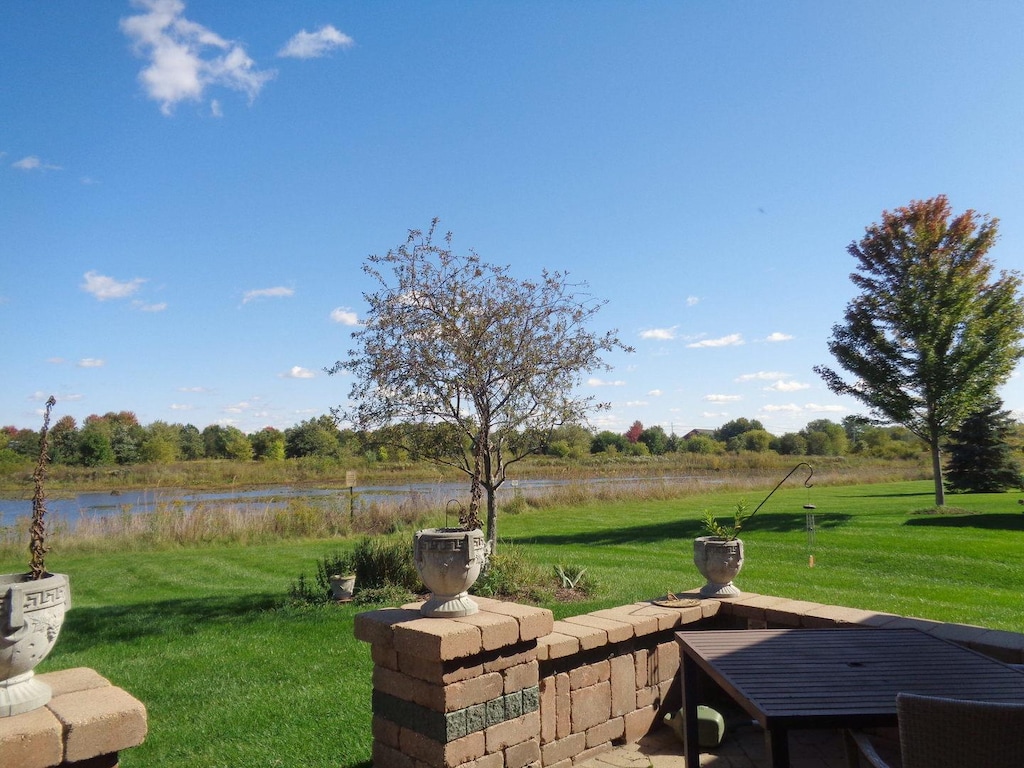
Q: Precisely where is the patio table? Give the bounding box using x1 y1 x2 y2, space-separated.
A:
676 627 1024 768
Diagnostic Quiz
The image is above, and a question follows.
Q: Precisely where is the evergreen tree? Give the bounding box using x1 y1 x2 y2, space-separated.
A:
945 401 1022 493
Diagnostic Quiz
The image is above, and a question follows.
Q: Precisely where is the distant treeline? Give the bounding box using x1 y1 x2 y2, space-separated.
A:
0 410 937 470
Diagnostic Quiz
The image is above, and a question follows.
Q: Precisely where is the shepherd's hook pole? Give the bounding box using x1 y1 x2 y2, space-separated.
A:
745 462 814 526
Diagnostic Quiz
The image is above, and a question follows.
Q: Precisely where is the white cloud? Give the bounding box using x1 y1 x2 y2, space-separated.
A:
765 332 794 342
12 155 62 171
686 296 700 307
648 389 663 397
804 403 847 414
77 358 105 368
283 366 315 379
47 357 65 365
736 371 788 382
330 307 360 325
624 400 649 407
170 403 193 410
761 403 802 413
703 394 741 403
588 377 626 387
687 333 744 349
120 0 275 115
766 380 810 392
133 300 168 312
278 25 354 59
640 326 677 341
81 271 147 300
242 286 294 303
178 386 211 393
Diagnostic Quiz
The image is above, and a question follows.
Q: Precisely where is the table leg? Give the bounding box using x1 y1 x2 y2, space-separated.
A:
764 726 789 768
681 652 701 768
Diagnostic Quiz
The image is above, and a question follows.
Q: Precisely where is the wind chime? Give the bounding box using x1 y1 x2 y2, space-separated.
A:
804 483 817 568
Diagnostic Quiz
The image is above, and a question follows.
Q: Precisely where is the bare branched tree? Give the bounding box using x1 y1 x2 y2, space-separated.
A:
329 220 632 550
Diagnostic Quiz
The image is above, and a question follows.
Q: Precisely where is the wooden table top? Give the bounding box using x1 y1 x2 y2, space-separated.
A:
677 628 1024 729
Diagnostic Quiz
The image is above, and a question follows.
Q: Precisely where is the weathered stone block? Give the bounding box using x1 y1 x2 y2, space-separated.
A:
454 611 521 651
550 620 605 651
505 737 541 768
48 685 148 763
372 643 401 671
539 677 556 743
0 706 62 768
554 673 570 739
374 666 441 710
445 672 503 712
486 696 506 726
446 708 468 741
570 682 610 733
568 660 609 690
485 711 539 753
564 615 633 644
522 685 539 714
634 648 649 689
503 660 539 693
609 654 636 717
474 598 553 641
373 740 416 768
401 727 486 768
464 752 504 768
465 703 487 734
354 607 422 648
537 632 580 661
394 617 484 661
40 667 110 697
373 714 401 748
591 606 659 638
541 732 586 766
506 690 523 719
586 716 623 748
624 706 658 743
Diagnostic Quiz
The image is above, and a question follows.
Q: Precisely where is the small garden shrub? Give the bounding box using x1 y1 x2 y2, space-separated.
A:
474 541 553 603
350 534 421 592
289 550 358 604
553 562 597 597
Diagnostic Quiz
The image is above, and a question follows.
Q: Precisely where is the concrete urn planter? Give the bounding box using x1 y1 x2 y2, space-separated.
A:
1 572 71 717
693 537 743 597
414 527 489 618
329 574 356 602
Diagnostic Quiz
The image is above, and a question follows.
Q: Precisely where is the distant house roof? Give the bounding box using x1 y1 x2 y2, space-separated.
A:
682 429 714 440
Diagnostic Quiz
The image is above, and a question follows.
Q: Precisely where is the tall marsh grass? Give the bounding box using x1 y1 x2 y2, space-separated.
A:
0 457 930 558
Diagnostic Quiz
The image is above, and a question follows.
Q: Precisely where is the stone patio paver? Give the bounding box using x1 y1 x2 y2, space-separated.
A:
576 723 849 768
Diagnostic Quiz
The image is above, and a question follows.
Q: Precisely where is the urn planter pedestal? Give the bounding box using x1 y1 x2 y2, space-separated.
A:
0 572 71 717
413 527 488 617
693 537 743 597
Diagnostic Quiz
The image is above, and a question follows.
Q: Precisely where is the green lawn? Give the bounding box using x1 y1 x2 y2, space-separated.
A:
5 479 1024 767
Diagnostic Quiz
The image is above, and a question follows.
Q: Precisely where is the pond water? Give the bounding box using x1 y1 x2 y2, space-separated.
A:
0 475 715 528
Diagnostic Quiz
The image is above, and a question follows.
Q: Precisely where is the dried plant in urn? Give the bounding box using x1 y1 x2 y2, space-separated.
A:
1 396 72 717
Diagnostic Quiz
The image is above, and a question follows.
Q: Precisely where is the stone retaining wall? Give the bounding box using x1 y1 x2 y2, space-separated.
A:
355 591 1024 768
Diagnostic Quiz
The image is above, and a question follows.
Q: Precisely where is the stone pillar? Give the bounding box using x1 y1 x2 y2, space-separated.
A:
355 596 553 768
0 667 147 768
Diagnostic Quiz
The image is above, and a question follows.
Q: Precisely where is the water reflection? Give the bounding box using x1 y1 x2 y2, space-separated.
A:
0 475 715 529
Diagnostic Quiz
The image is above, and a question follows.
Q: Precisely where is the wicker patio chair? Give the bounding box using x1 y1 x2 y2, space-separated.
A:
846 692 1024 768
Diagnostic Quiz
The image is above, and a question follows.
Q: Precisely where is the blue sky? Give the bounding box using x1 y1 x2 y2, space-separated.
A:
4 1 1024 437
